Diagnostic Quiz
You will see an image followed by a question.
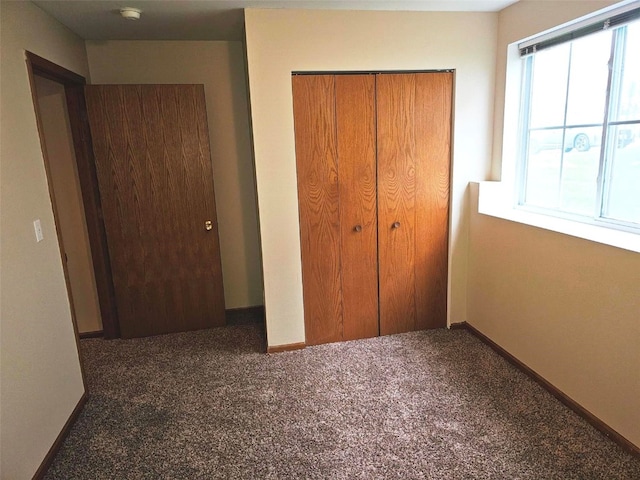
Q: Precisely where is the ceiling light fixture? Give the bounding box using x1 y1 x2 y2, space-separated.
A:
120 7 141 20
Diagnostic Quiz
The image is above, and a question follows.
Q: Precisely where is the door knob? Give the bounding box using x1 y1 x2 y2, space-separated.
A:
392 221 401 229
205 220 213 231
354 225 362 232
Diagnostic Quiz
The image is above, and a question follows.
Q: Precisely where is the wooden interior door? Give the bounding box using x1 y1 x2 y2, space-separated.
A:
377 73 452 335
292 75 343 345
413 73 452 330
335 75 379 341
377 74 418 335
293 74 378 345
294 72 451 344
85 84 226 338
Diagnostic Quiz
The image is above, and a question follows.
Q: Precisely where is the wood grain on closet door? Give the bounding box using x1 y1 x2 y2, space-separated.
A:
292 75 343 345
414 73 452 330
85 84 225 338
377 74 417 335
336 75 379 341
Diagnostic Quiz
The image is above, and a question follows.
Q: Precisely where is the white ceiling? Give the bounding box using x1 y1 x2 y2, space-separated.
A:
32 0 519 41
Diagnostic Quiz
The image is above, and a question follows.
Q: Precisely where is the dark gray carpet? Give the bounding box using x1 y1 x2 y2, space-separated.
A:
45 324 640 479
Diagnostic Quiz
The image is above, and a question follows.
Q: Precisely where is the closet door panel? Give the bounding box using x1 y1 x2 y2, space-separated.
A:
292 75 343 345
377 74 417 335
414 73 452 330
336 75 379 341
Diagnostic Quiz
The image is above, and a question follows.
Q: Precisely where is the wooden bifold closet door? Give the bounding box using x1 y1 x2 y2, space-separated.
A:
293 75 378 345
293 72 452 346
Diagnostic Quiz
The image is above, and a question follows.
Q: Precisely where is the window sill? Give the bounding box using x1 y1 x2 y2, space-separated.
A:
476 181 640 254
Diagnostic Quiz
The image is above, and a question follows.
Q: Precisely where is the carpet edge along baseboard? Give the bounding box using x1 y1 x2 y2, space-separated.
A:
79 330 104 339
267 342 306 354
460 321 639 458
33 392 88 480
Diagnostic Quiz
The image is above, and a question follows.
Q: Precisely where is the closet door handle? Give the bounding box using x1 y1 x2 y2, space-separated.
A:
392 221 401 229
354 225 362 232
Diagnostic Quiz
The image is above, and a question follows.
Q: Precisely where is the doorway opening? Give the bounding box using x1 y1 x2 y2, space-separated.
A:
32 74 101 335
26 52 119 339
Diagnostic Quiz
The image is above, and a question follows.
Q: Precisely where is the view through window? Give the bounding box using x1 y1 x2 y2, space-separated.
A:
519 19 640 230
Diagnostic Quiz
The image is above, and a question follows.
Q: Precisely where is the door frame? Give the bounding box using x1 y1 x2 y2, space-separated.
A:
26 52 120 339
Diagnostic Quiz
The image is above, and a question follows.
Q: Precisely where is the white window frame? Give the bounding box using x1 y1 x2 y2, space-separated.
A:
515 7 640 234
478 0 640 253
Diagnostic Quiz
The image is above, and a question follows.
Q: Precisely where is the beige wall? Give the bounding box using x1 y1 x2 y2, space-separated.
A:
245 9 498 347
0 2 88 478
35 75 103 334
468 185 640 447
470 1 639 447
85 41 263 309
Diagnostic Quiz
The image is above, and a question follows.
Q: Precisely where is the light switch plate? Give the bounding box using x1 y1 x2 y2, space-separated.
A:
33 219 43 242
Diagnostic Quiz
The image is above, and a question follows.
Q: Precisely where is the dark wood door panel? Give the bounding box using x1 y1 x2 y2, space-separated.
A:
292 75 343 346
85 84 225 338
336 75 379 341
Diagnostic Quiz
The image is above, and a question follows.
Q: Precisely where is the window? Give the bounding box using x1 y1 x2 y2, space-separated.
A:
518 10 640 231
